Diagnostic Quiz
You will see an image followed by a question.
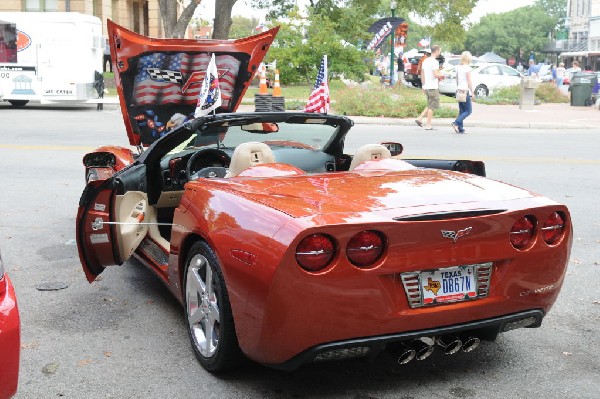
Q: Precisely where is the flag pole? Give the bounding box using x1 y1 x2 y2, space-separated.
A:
324 55 328 114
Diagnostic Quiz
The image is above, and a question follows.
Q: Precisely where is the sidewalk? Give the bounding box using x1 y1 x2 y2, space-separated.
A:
101 96 600 130
238 101 600 130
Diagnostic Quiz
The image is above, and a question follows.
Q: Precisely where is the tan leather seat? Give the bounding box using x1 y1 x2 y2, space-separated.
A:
225 142 276 177
348 144 392 171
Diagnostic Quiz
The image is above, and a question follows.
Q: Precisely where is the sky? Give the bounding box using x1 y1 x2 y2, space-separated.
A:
197 0 538 23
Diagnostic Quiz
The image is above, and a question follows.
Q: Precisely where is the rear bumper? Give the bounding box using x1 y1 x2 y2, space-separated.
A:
267 309 544 371
0 275 20 399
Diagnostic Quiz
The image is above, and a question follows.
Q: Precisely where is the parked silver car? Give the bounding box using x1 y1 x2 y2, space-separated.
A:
439 62 523 98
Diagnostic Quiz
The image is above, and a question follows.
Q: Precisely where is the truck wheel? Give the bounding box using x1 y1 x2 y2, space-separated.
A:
9 100 29 107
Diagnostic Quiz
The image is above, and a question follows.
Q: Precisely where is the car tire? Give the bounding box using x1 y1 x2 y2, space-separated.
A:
8 100 28 107
474 85 488 98
184 240 243 372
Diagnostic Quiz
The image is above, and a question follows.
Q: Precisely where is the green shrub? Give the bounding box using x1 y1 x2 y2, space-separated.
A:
536 82 569 103
477 82 569 105
333 85 456 118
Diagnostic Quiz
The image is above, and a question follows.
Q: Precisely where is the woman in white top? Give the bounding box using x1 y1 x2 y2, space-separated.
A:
451 51 474 134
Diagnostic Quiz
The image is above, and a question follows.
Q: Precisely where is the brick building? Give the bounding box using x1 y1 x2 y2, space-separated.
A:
0 0 170 38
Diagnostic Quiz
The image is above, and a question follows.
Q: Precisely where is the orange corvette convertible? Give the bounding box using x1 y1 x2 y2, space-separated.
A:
76 22 572 372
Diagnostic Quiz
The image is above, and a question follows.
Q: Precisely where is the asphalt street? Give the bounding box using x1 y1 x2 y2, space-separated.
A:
0 103 599 399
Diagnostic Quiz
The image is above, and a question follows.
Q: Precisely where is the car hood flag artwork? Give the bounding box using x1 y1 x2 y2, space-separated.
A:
194 53 222 118
304 55 330 114
366 17 405 51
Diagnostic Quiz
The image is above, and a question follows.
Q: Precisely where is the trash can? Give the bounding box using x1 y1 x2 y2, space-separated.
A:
570 73 598 106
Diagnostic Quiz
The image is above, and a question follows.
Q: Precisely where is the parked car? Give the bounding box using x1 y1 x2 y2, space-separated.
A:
77 21 573 373
440 62 523 97
0 249 20 398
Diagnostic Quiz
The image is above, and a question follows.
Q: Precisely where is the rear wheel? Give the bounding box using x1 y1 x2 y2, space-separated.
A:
474 85 488 98
184 241 243 372
8 100 28 107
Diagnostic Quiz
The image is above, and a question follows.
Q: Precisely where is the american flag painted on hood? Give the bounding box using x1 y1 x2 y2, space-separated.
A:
133 52 240 107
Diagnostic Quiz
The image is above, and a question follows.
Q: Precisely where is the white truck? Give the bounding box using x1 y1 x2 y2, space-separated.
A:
0 12 104 106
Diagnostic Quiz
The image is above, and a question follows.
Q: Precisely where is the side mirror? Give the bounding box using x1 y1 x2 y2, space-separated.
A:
381 142 404 157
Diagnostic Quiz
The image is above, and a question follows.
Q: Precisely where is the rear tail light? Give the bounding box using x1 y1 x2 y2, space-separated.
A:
541 212 566 245
296 234 335 272
346 230 385 267
510 215 536 249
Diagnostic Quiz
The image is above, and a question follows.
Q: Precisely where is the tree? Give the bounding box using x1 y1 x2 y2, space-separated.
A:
213 0 239 39
229 16 260 39
534 0 567 33
158 0 201 38
465 6 555 64
158 0 239 40
264 11 369 85
251 0 477 45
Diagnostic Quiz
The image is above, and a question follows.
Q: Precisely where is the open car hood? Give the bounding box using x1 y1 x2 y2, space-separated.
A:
107 20 279 147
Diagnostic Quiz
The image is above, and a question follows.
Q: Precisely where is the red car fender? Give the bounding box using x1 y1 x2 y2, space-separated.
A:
0 274 20 399
170 182 299 352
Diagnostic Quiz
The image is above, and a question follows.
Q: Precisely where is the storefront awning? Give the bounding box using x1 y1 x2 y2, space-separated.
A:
559 51 600 57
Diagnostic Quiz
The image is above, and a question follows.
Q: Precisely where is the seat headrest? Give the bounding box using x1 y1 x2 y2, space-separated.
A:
225 142 275 177
348 144 392 171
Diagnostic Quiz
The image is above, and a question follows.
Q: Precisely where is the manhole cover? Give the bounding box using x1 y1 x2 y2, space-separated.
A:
36 282 69 291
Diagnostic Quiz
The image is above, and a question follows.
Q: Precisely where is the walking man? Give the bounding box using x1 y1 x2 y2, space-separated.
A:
415 45 442 130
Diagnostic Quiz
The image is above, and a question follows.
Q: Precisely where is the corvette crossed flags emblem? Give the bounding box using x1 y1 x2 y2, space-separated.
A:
146 68 230 93
441 227 473 242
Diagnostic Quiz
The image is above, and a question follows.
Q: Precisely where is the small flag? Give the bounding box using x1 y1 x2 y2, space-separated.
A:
194 53 222 118
418 38 430 47
304 55 330 114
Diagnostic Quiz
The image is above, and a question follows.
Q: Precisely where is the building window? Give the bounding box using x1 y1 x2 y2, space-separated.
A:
24 0 58 11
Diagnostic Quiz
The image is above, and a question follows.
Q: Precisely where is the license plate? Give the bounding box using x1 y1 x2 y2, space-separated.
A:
420 266 477 305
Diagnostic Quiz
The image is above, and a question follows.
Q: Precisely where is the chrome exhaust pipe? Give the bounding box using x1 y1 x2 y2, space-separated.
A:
461 336 481 352
411 338 435 360
436 335 462 355
388 343 416 364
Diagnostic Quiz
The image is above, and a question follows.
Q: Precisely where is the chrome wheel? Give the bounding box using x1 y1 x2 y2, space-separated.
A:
183 241 243 372
474 84 488 98
186 253 220 358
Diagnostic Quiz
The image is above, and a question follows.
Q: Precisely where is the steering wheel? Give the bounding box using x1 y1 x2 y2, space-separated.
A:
186 148 231 180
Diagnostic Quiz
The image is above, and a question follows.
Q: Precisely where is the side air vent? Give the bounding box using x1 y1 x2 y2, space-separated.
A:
394 209 506 222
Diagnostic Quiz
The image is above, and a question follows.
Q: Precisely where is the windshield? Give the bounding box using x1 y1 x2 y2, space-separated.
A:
180 121 339 152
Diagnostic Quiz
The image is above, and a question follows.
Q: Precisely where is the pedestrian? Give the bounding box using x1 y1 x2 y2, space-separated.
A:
555 62 566 87
526 59 540 78
451 51 475 134
415 45 442 130
396 53 405 85
103 37 112 73
571 60 581 75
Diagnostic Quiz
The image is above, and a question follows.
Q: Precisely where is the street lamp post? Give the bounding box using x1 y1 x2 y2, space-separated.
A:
390 1 397 85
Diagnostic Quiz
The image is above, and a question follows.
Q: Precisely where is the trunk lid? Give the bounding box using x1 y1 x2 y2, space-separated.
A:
198 169 537 219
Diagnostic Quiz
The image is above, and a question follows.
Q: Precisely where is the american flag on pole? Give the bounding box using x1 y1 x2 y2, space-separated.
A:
194 53 222 117
304 55 330 114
